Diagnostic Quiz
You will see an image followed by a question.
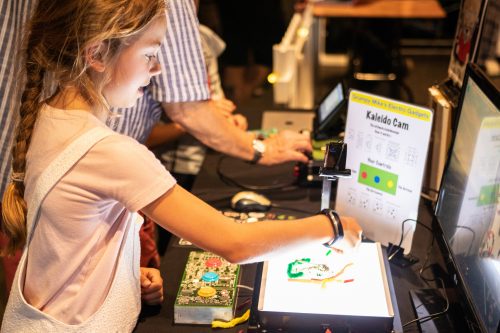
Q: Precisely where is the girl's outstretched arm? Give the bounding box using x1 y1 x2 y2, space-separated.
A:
141 185 362 264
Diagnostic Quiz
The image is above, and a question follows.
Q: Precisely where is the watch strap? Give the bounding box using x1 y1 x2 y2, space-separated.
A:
319 208 344 247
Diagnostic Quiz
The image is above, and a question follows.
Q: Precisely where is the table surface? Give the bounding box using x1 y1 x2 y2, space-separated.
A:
313 0 446 19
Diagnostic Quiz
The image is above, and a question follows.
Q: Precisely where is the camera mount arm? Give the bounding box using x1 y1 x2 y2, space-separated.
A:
318 141 351 210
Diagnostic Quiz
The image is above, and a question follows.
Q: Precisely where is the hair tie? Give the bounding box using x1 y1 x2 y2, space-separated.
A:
11 172 25 183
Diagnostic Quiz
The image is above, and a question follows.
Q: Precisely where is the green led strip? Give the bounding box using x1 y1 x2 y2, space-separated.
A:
358 162 398 195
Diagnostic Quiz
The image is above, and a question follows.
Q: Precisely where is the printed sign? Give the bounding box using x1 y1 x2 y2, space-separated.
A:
336 90 433 253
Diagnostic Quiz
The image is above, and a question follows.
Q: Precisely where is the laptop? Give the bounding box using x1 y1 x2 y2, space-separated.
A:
261 81 347 140
261 110 315 133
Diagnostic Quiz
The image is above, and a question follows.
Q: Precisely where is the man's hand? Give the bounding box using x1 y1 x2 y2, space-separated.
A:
228 113 248 130
259 130 312 165
212 98 248 131
140 267 164 305
163 101 308 165
212 98 236 117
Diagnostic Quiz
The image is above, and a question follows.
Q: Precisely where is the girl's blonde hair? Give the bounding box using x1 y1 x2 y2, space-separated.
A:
1 0 166 256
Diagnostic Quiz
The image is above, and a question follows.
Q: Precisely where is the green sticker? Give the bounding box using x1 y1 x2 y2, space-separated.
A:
358 163 398 195
477 184 499 206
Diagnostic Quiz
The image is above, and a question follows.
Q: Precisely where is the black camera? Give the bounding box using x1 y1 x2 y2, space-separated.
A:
295 141 351 187
319 141 351 180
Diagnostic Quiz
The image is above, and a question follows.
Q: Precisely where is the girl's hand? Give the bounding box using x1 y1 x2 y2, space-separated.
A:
140 267 164 305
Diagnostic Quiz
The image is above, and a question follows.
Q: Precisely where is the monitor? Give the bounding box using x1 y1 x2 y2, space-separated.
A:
435 63 500 332
318 81 345 123
314 81 347 140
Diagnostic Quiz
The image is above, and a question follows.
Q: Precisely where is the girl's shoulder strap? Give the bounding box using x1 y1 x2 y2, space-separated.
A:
26 126 117 238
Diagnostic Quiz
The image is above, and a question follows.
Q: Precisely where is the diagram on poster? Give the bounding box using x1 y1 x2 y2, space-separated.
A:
336 90 433 253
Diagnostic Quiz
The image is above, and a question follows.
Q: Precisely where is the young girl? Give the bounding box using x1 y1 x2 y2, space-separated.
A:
1 0 362 331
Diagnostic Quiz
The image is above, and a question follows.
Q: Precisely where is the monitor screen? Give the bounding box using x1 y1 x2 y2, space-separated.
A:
318 82 345 124
435 64 500 332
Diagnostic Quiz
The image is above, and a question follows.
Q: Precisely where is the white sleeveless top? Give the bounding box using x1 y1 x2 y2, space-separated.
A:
1 128 143 333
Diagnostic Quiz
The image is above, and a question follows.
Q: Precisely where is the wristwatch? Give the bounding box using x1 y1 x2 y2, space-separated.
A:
250 139 266 164
319 208 344 248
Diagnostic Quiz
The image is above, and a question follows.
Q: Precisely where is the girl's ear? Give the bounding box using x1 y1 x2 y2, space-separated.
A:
85 43 106 72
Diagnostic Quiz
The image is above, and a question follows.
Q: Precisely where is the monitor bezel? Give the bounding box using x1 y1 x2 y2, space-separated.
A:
434 62 500 333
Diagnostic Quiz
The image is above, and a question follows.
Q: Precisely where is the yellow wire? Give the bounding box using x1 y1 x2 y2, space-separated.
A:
211 309 250 328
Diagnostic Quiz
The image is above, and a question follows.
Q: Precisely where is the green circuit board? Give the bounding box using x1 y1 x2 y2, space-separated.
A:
174 251 240 324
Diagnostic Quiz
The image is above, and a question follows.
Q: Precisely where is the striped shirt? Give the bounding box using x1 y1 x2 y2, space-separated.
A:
0 0 34 196
0 0 209 196
109 0 210 142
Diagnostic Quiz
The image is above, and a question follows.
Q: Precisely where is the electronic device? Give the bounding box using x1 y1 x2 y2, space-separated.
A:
174 251 240 324
262 80 347 140
261 110 314 133
230 191 272 213
318 141 352 211
313 80 347 140
318 140 351 180
254 242 397 332
288 81 348 187
409 289 460 332
295 139 348 187
430 63 500 332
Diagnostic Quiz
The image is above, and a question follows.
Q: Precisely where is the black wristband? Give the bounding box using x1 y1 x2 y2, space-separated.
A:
319 208 344 248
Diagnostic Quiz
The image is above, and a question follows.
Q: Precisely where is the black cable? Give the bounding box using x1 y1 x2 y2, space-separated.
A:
402 277 450 329
387 218 451 329
216 155 298 191
388 218 432 261
418 235 437 283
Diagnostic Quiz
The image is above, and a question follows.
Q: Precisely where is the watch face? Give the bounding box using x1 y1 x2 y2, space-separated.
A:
253 140 266 153
251 140 266 164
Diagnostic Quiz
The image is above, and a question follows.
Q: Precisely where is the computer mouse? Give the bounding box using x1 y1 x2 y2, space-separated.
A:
230 191 272 212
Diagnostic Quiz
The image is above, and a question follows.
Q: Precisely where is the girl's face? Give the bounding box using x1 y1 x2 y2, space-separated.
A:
103 15 167 108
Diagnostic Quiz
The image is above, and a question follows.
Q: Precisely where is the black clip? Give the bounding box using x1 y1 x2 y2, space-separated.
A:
318 141 352 180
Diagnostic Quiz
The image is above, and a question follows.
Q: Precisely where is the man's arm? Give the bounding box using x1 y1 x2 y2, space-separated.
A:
153 0 311 165
144 122 185 148
163 100 312 165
